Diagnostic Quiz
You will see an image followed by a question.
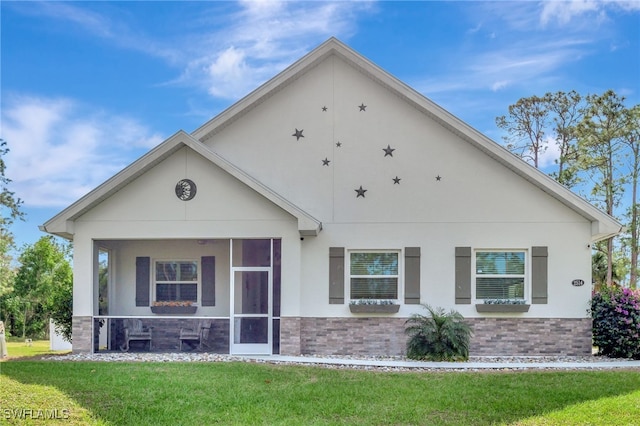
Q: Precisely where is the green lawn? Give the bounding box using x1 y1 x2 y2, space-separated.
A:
1 360 639 425
2 339 71 359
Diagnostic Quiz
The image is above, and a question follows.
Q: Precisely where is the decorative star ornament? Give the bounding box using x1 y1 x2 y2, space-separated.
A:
322 106 328 112
292 129 304 140
355 186 367 198
358 103 367 111
322 158 331 166
336 141 342 147
436 175 442 181
393 176 401 184
383 145 395 157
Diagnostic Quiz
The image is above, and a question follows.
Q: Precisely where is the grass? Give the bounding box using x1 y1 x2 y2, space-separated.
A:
2 339 71 359
0 359 639 425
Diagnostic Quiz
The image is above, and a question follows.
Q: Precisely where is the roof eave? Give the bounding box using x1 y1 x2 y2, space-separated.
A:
40 130 193 237
40 130 322 239
191 37 621 238
591 220 624 243
187 140 322 236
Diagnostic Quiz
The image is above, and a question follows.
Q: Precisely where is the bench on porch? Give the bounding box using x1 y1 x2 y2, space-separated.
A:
180 320 211 351
120 319 152 352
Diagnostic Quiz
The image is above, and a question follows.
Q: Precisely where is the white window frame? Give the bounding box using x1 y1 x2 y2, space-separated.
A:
473 249 529 303
153 259 200 305
347 249 401 303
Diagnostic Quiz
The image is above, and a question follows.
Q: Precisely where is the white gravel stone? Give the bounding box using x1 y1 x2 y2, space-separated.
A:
41 352 640 372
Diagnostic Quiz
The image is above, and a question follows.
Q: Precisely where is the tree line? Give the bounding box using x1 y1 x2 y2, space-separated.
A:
497 90 640 288
0 139 73 341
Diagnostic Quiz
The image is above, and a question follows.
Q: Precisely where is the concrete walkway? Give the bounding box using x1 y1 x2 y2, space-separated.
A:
248 355 640 370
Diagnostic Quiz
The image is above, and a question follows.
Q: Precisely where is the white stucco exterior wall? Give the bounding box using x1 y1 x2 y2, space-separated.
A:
196 53 594 320
71 146 302 317
298 221 592 318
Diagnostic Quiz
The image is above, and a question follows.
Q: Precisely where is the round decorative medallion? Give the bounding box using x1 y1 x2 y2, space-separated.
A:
175 179 197 201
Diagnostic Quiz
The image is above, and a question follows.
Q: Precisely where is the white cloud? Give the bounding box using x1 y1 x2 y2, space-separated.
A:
419 38 589 96
16 1 115 38
174 1 375 99
206 47 252 98
540 0 640 26
1 95 163 208
419 0 637 98
540 0 601 26
20 1 374 100
470 43 585 89
536 137 561 169
491 80 511 92
12 2 182 64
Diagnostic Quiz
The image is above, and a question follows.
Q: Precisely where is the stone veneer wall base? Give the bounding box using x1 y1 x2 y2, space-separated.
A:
72 316 93 353
75 315 592 356
469 317 592 356
279 317 302 355
281 317 592 357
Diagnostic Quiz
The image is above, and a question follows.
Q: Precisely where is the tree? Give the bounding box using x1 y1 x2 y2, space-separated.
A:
592 248 622 290
545 91 583 188
0 244 17 337
496 95 549 168
621 105 640 288
497 91 639 288
497 92 584 188
0 139 24 227
0 231 15 299
576 91 629 285
11 236 72 340
0 139 24 326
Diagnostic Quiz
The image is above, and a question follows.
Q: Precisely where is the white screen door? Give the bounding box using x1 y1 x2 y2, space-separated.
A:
230 268 272 354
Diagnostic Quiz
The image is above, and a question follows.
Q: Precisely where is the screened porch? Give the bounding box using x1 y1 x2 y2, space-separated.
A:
92 238 281 355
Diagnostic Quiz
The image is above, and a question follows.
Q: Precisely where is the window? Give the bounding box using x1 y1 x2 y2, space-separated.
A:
98 249 110 315
155 261 198 303
349 251 399 300
475 251 526 301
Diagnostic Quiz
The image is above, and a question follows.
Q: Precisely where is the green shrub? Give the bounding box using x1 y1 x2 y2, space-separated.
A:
591 286 640 359
404 304 472 361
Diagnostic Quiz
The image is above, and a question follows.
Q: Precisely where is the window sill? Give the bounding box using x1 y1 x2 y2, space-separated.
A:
150 306 198 315
349 304 400 314
475 304 530 313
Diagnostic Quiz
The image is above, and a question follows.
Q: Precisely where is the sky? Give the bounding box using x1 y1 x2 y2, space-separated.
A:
1 0 639 251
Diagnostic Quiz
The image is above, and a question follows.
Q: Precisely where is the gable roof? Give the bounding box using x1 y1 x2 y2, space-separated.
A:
43 38 620 242
41 130 322 239
191 37 621 242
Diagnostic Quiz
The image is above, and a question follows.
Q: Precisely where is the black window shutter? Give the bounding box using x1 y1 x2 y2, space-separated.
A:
135 257 151 307
531 246 548 304
329 247 345 304
201 256 216 306
455 247 472 304
404 247 421 304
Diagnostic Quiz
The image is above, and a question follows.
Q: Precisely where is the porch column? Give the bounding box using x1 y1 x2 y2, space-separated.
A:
71 237 94 353
279 317 301 355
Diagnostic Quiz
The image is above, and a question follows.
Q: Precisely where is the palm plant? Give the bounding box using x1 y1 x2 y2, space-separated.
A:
404 304 472 361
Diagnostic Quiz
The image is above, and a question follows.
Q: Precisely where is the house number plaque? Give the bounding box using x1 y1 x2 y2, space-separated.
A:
572 279 585 287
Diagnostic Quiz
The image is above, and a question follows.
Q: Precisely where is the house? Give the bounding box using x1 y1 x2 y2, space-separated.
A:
41 38 621 356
